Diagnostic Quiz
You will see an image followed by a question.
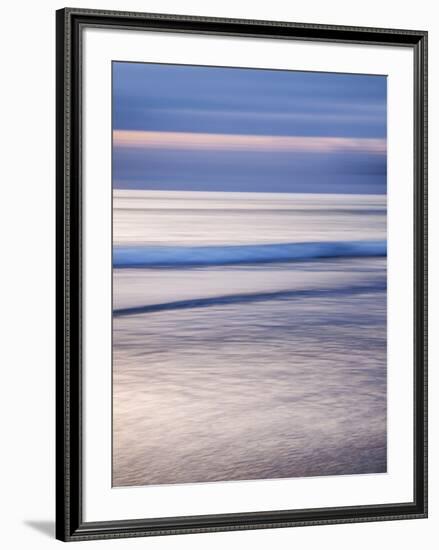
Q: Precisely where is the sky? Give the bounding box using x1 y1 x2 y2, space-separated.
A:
113 62 387 194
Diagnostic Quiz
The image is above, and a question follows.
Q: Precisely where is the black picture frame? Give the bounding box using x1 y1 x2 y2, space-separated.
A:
56 7 428 542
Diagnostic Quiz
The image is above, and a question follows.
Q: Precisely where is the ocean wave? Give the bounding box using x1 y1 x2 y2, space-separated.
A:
113 240 386 268
113 282 386 317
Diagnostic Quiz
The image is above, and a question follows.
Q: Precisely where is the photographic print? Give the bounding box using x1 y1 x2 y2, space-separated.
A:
112 61 387 487
57 9 427 540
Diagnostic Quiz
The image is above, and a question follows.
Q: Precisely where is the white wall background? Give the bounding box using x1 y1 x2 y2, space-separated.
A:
0 0 436 548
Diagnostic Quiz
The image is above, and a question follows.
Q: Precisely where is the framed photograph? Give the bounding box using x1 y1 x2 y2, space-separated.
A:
56 7 427 541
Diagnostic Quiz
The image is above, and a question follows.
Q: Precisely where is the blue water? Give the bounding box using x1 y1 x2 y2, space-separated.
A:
112 191 387 487
113 240 386 268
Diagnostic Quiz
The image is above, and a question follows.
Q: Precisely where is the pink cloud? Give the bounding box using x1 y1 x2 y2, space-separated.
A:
113 130 386 155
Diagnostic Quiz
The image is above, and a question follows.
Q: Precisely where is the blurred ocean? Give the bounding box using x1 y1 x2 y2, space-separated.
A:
112 190 387 487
